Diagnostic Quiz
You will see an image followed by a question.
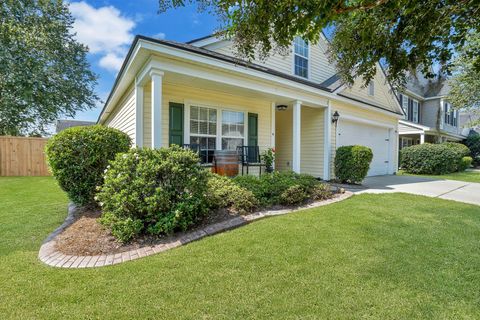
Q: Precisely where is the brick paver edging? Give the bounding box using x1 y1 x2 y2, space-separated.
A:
39 191 353 268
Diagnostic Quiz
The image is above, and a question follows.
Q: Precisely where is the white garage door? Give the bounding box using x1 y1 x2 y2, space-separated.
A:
337 120 391 176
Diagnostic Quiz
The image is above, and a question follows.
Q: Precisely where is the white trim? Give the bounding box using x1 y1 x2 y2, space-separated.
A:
403 89 425 101
134 80 144 147
398 119 430 131
440 99 445 130
188 36 223 47
420 133 425 144
151 71 164 149
323 101 332 180
292 100 302 173
424 95 447 101
271 102 276 169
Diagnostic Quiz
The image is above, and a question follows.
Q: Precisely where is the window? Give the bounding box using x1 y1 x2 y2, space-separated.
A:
368 81 375 96
190 106 217 162
453 109 458 127
444 102 450 125
402 94 409 120
221 110 245 150
293 37 308 78
412 100 419 123
444 102 458 127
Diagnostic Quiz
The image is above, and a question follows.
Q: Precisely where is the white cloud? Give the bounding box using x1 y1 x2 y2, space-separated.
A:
99 53 124 72
69 1 135 71
153 32 166 39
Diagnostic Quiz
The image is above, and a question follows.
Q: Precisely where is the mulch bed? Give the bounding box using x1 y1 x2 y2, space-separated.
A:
55 207 239 256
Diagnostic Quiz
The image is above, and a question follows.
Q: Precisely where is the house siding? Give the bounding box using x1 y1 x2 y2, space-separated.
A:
104 84 136 143
205 38 337 85
420 99 440 129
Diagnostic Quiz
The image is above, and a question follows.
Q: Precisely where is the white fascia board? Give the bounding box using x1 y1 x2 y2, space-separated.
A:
424 95 446 101
402 89 425 101
398 120 431 131
339 112 396 129
188 36 222 47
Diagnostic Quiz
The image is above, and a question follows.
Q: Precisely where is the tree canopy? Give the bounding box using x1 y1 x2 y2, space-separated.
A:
0 0 98 136
159 0 479 89
448 31 480 123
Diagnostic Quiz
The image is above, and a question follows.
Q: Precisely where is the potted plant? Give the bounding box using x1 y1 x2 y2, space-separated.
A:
262 148 275 173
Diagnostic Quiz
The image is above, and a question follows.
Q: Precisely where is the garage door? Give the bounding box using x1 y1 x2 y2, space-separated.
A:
337 120 391 176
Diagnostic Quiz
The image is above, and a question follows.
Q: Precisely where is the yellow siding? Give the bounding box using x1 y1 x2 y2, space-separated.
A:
301 107 324 177
275 108 293 172
275 106 325 178
207 38 337 84
341 68 399 114
142 81 273 150
104 84 136 143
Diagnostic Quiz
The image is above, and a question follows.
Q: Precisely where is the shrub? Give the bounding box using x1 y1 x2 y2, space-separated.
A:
443 142 470 171
400 143 458 174
233 171 328 206
280 185 308 205
206 174 258 214
459 156 473 171
96 146 209 242
45 125 131 205
465 132 480 166
334 145 373 184
311 183 332 200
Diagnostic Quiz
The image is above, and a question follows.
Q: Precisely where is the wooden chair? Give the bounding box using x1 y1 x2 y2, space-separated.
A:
237 146 263 176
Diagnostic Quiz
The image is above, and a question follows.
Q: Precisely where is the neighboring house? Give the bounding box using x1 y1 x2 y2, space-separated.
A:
397 73 465 150
460 111 480 135
56 119 95 133
97 34 404 178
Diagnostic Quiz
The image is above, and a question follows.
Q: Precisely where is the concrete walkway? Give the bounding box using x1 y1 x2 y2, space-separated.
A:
349 175 480 206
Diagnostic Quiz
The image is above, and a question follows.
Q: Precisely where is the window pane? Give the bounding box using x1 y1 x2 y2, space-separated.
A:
190 120 199 134
294 55 308 78
222 111 245 137
191 106 198 119
222 138 244 151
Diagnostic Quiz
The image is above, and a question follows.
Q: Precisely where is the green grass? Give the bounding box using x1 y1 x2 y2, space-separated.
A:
398 169 480 183
1 177 480 319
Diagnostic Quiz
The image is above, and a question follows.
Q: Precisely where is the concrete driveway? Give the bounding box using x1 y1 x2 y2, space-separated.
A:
349 175 480 206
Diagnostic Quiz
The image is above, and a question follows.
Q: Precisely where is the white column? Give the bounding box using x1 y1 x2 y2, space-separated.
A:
150 70 164 149
420 132 425 144
292 100 302 173
134 80 144 147
271 102 276 169
323 101 332 180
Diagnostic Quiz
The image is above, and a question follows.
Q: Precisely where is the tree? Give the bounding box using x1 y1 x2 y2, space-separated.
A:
159 0 479 88
448 31 480 124
0 0 98 136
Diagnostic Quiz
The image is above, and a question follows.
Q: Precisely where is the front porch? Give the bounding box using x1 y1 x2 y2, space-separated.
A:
131 62 332 179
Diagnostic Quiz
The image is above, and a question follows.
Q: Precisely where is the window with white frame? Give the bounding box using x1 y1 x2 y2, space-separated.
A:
190 105 217 160
412 100 419 123
402 94 409 120
293 37 308 78
444 102 450 125
368 81 375 96
221 110 245 150
444 102 458 127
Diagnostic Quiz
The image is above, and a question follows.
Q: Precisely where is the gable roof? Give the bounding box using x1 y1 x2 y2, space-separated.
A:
56 120 95 133
99 35 404 122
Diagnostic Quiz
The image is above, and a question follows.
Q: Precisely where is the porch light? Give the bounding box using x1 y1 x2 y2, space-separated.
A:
332 111 340 124
276 104 288 111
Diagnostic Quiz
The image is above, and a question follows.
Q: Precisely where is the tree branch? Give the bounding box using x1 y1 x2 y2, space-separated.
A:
333 0 390 14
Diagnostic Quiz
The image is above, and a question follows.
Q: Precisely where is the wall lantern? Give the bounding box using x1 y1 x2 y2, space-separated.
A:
332 111 340 124
276 104 288 111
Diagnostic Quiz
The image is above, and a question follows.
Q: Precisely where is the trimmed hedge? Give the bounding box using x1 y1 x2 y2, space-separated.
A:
459 156 473 171
206 174 258 214
334 145 373 184
400 143 458 174
443 142 471 171
45 125 131 206
97 146 209 242
465 132 480 165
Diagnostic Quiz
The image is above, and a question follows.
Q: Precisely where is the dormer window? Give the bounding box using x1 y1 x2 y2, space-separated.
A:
368 81 375 96
293 37 308 78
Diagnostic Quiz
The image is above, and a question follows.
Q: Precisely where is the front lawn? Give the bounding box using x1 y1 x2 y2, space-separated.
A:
398 169 480 183
1 177 480 319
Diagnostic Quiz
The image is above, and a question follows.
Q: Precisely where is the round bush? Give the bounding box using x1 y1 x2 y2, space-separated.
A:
459 156 473 171
45 125 131 205
334 145 373 184
400 143 458 174
96 146 209 242
206 174 258 214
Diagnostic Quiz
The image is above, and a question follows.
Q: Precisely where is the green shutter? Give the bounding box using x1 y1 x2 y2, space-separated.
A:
248 113 258 146
169 102 184 146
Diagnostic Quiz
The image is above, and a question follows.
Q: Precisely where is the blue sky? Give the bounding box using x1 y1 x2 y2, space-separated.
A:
69 0 217 122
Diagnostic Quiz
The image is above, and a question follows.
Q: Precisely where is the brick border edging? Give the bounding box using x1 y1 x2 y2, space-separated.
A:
38 191 354 268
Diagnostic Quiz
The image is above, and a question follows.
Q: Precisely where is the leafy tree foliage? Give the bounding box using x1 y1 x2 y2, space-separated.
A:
159 0 478 88
0 0 98 136
449 31 480 121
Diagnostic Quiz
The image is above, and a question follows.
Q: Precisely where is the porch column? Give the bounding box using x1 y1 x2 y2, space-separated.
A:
271 102 276 169
323 101 332 180
134 79 144 147
420 132 425 144
292 100 301 173
150 70 164 149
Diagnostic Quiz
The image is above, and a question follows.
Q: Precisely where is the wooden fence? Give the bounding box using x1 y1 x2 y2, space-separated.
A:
0 136 50 176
